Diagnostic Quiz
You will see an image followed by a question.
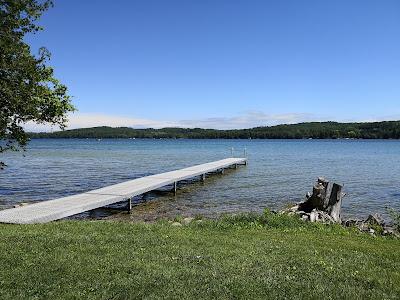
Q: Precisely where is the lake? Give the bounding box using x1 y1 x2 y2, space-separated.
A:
1 139 399 221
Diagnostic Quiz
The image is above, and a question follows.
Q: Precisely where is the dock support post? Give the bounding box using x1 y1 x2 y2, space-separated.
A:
221 168 224 174
201 174 206 182
234 164 237 169
127 198 132 212
174 181 177 195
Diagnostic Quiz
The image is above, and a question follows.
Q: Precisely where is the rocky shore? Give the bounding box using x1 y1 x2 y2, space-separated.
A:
281 177 400 237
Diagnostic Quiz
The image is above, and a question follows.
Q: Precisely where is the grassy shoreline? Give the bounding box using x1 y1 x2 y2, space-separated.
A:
1 213 399 299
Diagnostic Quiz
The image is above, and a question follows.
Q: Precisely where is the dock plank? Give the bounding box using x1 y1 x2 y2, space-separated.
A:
0 157 247 224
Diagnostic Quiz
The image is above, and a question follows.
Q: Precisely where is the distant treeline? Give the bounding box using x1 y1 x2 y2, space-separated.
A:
29 121 400 139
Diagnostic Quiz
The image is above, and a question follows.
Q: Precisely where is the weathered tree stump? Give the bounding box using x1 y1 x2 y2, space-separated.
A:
297 177 344 223
327 183 343 222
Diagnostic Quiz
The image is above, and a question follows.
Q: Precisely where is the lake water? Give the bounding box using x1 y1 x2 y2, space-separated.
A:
1 139 399 221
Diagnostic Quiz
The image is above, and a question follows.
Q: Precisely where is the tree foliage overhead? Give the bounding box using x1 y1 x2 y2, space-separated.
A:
29 121 400 139
0 0 75 161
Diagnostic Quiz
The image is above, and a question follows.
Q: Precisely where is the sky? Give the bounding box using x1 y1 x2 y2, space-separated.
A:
25 0 400 130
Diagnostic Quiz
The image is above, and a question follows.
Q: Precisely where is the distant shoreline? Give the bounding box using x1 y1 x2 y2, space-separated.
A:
29 137 400 140
28 120 400 139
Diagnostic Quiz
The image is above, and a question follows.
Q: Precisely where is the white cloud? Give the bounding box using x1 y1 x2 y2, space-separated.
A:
66 113 178 129
24 113 179 132
178 111 318 129
24 111 317 132
357 114 400 123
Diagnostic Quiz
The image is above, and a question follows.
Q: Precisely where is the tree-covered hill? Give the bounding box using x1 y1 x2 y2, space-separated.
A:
28 121 400 139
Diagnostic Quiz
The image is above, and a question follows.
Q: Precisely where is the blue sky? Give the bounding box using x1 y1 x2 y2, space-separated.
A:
26 0 400 130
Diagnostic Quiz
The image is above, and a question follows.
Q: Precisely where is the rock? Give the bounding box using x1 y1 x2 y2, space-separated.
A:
316 211 334 223
382 226 400 237
343 219 360 227
182 217 194 225
171 222 182 227
279 204 299 214
295 210 307 216
366 214 385 226
383 228 394 236
301 215 309 221
310 210 318 222
357 222 369 232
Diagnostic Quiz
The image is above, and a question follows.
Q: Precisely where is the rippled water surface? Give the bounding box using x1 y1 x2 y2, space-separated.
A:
1 139 399 220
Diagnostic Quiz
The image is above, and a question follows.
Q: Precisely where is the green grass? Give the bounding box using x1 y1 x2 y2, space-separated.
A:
0 212 399 299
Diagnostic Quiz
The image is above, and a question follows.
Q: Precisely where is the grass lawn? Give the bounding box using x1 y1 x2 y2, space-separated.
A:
0 213 399 299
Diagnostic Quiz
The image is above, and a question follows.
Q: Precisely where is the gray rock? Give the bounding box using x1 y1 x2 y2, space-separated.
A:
357 223 369 232
318 211 335 223
182 217 194 225
383 229 392 236
301 215 309 221
295 210 307 216
366 213 385 226
343 219 360 227
382 226 400 237
310 210 318 222
171 222 182 227
279 205 299 214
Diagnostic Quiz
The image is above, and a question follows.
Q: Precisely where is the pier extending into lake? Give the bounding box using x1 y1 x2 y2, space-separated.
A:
0 157 247 224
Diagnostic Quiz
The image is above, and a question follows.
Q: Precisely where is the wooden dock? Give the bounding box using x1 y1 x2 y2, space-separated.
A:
0 157 247 224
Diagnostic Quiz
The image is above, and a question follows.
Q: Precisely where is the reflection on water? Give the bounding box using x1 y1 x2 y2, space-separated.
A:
1 139 399 220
